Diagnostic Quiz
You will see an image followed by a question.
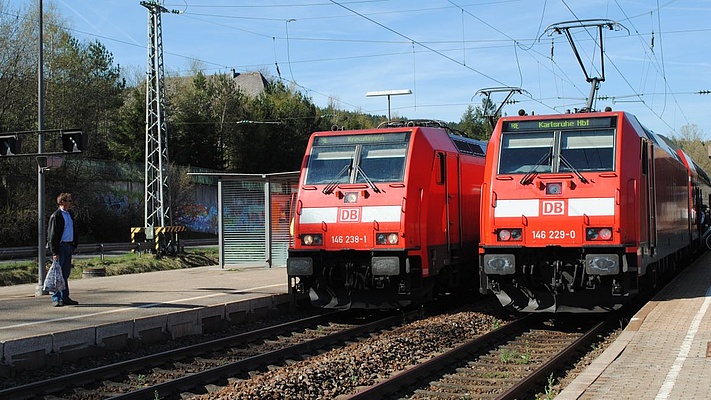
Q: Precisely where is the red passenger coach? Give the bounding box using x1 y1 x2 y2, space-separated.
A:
673 146 711 245
479 110 710 313
287 121 487 309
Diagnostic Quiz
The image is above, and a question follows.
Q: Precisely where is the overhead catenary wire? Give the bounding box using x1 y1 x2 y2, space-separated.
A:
3 1 706 132
327 0 558 113
611 0 690 129
558 0 688 133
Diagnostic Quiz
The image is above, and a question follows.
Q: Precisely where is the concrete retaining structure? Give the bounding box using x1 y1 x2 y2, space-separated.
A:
1 293 294 371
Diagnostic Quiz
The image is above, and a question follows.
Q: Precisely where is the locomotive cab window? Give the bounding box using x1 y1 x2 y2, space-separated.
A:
499 133 554 174
356 144 407 183
305 149 354 184
304 133 410 185
560 130 614 172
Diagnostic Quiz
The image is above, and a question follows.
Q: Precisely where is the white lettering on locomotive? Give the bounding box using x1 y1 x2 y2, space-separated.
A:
339 208 360 222
542 200 565 215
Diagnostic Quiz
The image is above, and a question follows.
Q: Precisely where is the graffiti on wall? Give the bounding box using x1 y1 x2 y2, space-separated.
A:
176 203 219 234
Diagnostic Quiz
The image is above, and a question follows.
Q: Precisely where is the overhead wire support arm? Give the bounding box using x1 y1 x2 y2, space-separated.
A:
543 19 628 112
475 86 530 129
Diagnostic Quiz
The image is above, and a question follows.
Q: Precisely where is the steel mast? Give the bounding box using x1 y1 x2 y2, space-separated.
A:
141 1 172 230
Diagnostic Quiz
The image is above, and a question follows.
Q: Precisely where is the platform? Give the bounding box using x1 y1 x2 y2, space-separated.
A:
0 265 291 370
557 251 711 399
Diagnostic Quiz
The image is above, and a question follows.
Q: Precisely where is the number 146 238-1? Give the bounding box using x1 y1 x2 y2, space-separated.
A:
331 235 367 244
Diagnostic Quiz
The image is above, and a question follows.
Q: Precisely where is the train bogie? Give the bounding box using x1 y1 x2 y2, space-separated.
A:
288 121 486 309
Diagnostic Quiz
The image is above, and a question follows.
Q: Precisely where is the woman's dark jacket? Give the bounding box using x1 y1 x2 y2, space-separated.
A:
47 208 77 256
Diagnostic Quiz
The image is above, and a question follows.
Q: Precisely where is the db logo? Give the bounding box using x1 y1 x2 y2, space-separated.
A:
339 208 360 222
542 201 565 215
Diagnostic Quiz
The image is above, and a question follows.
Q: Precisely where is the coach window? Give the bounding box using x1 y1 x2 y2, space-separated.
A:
498 132 554 174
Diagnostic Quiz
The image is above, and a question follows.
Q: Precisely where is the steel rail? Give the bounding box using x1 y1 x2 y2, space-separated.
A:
346 313 615 400
496 318 609 400
111 311 415 400
344 314 534 399
0 312 336 400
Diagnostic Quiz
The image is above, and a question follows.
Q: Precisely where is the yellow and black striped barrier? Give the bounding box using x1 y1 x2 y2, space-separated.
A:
131 226 186 255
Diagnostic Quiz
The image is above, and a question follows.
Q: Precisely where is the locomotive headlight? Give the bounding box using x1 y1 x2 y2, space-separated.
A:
376 232 399 245
599 228 612 240
344 192 358 203
510 229 522 240
497 229 522 241
301 234 323 246
545 182 563 195
585 254 619 275
586 228 613 241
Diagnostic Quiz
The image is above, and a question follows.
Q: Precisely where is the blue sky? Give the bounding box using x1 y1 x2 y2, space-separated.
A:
13 0 711 138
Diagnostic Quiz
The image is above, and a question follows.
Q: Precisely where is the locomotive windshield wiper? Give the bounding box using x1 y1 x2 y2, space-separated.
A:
322 161 353 194
356 166 382 193
520 150 552 185
559 154 589 183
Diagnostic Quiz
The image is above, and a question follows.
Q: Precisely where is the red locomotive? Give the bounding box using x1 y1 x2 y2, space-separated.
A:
287 120 487 309
479 110 711 312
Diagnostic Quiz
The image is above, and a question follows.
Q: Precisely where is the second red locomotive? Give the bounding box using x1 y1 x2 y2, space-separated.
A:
287 121 486 309
479 110 711 312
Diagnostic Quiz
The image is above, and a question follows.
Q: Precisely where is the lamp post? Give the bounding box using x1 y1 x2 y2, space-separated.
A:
37 0 46 297
366 89 412 122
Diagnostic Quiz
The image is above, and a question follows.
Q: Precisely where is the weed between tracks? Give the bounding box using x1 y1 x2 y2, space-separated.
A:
499 347 532 364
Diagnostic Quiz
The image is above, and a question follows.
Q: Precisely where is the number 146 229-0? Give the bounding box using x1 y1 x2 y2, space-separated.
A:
532 230 576 240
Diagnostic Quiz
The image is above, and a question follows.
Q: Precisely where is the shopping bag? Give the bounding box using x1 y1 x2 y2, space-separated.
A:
43 260 66 293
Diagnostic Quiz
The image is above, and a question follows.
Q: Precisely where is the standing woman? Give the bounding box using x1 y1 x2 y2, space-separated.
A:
47 192 79 307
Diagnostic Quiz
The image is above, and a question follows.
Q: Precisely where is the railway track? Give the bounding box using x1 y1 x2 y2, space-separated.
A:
0 309 414 399
0 294 629 400
347 314 618 399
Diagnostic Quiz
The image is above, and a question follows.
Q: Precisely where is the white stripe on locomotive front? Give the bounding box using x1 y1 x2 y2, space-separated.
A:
361 205 401 222
300 205 401 223
568 198 615 216
494 198 615 217
495 199 540 217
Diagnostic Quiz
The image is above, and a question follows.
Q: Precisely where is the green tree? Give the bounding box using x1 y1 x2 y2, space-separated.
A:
43 32 125 158
456 96 495 140
0 1 37 133
169 72 221 169
672 124 711 174
109 85 144 162
323 99 381 130
228 79 321 173
209 73 250 169
0 2 125 245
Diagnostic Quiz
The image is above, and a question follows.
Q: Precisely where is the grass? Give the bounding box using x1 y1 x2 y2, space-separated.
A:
0 247 219 287
499 347 533 365
537 373 558 400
